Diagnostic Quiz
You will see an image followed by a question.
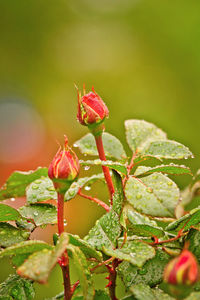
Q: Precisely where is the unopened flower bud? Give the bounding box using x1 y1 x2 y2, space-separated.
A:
164 249 199 286
77 86 109 128
48 137 80 193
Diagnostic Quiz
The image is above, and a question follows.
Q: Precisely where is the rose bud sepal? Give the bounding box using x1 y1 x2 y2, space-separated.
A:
48 137 80 194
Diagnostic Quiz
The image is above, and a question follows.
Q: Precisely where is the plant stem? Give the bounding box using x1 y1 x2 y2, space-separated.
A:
57 193 65 234
78 189 110 212
107 259 119 300
94 134 115 203
57 193 71 300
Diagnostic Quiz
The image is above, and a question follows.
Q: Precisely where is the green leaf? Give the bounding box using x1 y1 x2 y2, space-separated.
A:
68 234 102 261
112 171 124 215
0 167 48 200
129 284 174 300
0 240 52 258
0 223 30 247
125 119 167 153
0 274 35 300
0 204 22 222
67 244 95 300
152 288 174 300
118 249 170 288
125 173 179 217
19 203 57 226
187 229 200 263
75 132 127 160
103 240 155 268
26 176 57 204
142 140 193 160
129 283 156 300
80 160 127 175
122 207 165 237
134 164 192 177
166 205 200 231
12 254 34 268
84 210 121 250
17 232 69 283
94 290 110 299
16 219 35 232
185 292 200 300
64 174 104 201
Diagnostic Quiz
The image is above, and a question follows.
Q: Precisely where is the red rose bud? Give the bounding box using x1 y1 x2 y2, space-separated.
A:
164 249 199 286
48 137 80 193
77 85 109 128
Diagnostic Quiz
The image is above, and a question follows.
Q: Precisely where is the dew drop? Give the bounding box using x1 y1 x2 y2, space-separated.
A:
10 197 15 202
32 185 39 190
69 190 75 197
64 219 67 227
35 179 42 184
84 185 91 191
146 187 152 193
84 166 90 171
33 211 39 216
167 181 173 186
47 186 55 192
73 143 78 148
138 268 147 275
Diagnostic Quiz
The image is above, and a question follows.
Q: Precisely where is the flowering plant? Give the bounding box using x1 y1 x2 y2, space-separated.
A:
0 87 200 300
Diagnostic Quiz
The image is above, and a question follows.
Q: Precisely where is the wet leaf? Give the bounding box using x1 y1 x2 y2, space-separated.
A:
0 167 48 200
68 234 102 261
124 119 166 153
94 290 110 299
67 244 95 300
0 204 22 222
185 292 200 300
187 229 200 263
0 240 52 258
19 203 57 226
75 132 127 160
122 206 164 237
112 171 124 215
0 223 30 247
129 283 155 300
103 240 155 268
80 160 127 175
84 210 121 251
0 274 35 300
17 232 68 283
134 164 192 177
118 249 170 288
125 173 179 217
65 174 104 201
26 176 57 204
166 205 200 232
143 140 193 160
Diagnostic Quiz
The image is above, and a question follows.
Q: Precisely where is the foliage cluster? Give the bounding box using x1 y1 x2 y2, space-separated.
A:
0 103 200 299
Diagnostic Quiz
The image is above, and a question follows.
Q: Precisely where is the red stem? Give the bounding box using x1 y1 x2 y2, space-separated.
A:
95 134 115 203
123 151 138 186
78 189 110 212
57 193 71 300
107 259 119 300
57 193 65 234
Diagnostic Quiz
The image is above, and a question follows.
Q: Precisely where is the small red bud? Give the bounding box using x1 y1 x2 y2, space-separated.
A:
164 249 199 286
48 137 80 193
77 86 109 128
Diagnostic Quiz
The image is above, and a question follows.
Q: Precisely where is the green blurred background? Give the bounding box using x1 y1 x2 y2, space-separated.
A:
0 0 200 298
